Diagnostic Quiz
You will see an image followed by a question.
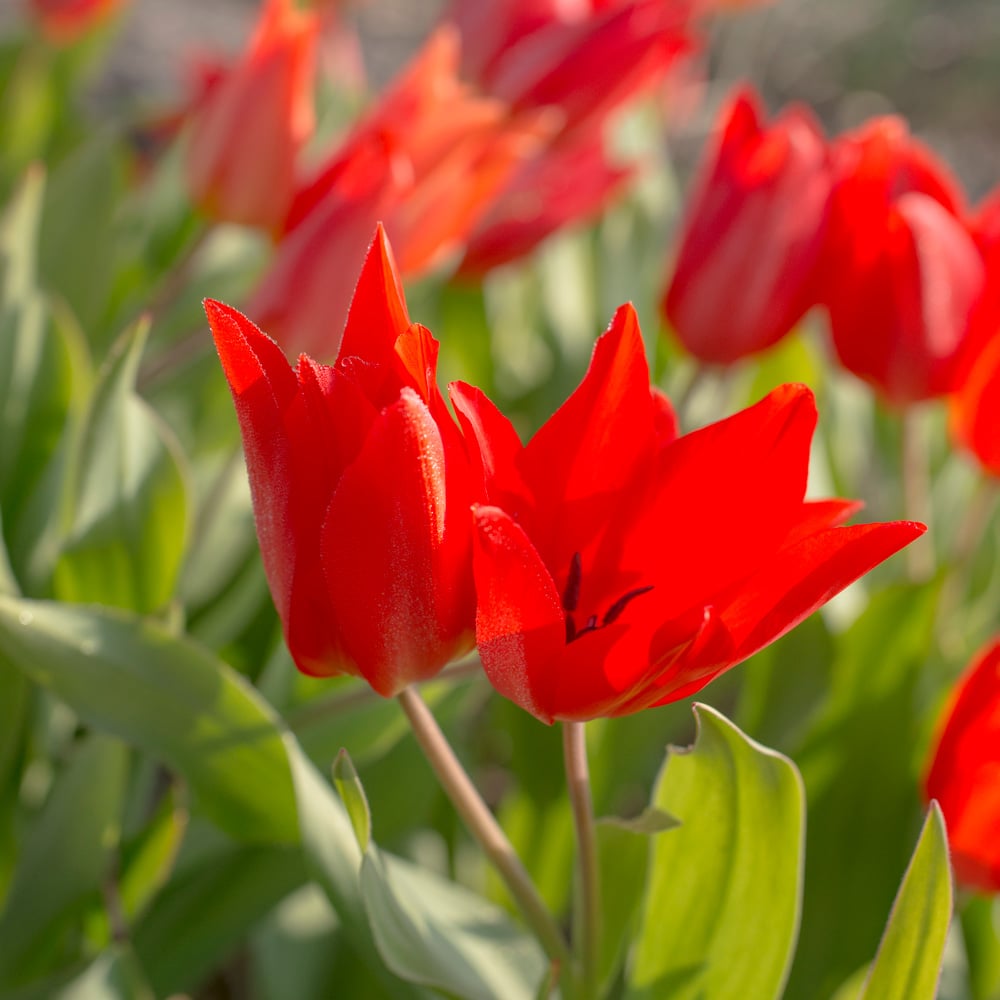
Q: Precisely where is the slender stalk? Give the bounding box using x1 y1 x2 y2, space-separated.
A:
901 407 933 580
563 721 600 999
396 686 572 970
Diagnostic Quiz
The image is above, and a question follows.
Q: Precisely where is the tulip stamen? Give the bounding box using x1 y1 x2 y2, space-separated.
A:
562 551 582 613
562 554 654 644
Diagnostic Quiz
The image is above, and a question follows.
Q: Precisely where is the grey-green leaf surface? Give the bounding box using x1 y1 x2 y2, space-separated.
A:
361 847 548 1000
0 595 298 843
0 732 128 986
856 802 953 1000
52 321 188 613
628 703 805 1000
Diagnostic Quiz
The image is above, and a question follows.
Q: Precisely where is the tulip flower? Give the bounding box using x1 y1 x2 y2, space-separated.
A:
185 0 319 232
459 130 631 276
251 28 548 356
206 227 475 695
924 639 1000 893
28 0 128 44
817 117 985 405
451 306 922 723
662 86 832 364
949 188 1000 474
448 0 696 137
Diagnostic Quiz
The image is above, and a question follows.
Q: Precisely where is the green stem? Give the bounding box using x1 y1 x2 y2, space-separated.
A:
901 407 933 580
563 720 600 999
396 686 572 971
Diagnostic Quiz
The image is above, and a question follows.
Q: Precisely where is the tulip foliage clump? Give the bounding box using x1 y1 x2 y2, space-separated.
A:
1 1 999 998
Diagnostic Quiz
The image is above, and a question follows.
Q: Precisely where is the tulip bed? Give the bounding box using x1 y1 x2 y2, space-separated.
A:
0 2 999 999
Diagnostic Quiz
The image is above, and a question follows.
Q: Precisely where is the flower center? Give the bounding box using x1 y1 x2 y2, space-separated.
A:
561 551 654 643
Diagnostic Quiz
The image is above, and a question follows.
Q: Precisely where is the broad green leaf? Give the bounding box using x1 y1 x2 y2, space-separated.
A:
962 896 1000 1000
132 844 306 996
2 946 153 1000
0 732 128 986
333 748 371 853
595 819 654 993
785 583 938 999
360 848 548 1000
52 321 189 613
629 704 805 1000
856 803 953 1000
39 134 125 339
0 169 88 555
116 788 188 925
0 653 30 900
0 595 299 843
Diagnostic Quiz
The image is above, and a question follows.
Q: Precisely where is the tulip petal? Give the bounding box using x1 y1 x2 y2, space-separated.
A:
450 381 527 507
611 383 817 611
206 299 349 675
472 505 567 724
521 303 657 568
720 520 925 662
924 640 1000 892
339 223 411 367
322 387 474 696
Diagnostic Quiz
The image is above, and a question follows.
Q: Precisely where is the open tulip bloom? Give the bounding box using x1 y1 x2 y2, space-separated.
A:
452 306 924 723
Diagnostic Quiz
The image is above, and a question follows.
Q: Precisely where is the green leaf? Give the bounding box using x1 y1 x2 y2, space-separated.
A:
132 844 306 996
594 819 656 993
785 583 938 999
2 946 153 1000
0 732 129 986
0 596 299 843
39 134 125 340
628 703 805 1000
332 748 371 853
360 848 548 1000
856 802 953 1000
0 169 89 561
962 896 1000 1000
52 320 189 613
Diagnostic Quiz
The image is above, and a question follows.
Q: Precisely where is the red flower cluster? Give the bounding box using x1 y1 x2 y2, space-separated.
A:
28 0 128 43
209 226 921 718
924 639 1000 893
663 85 994 408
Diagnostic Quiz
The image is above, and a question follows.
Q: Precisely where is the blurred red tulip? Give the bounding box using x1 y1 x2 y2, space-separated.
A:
663 86 832 364
924 639 1000 893
818 117 985 405
28 0 128 43
449 0 696 136
950 188 1000 474
252 28 548 356
185 0 319 231
205 226 475 695
458 130 632 275
451 306 923 723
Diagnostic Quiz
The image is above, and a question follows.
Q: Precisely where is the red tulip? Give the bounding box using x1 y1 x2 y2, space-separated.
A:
663 86 832 364
458 129 632 276
205 227 475 695
251 28 547 356
818 117 985 405
449 0 696 137
949 188 1000 475
185 0 319 231
28 0 128 43
451 306 923 722
924 639 1000 893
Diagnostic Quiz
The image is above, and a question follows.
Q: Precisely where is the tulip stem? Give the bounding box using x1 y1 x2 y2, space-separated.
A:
901 407 933 580
563 720 600 999
396 686 573 971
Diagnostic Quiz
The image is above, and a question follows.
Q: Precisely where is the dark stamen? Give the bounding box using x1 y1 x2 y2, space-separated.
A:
602 586 655 626
565 615 577 643
562 551 582 612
